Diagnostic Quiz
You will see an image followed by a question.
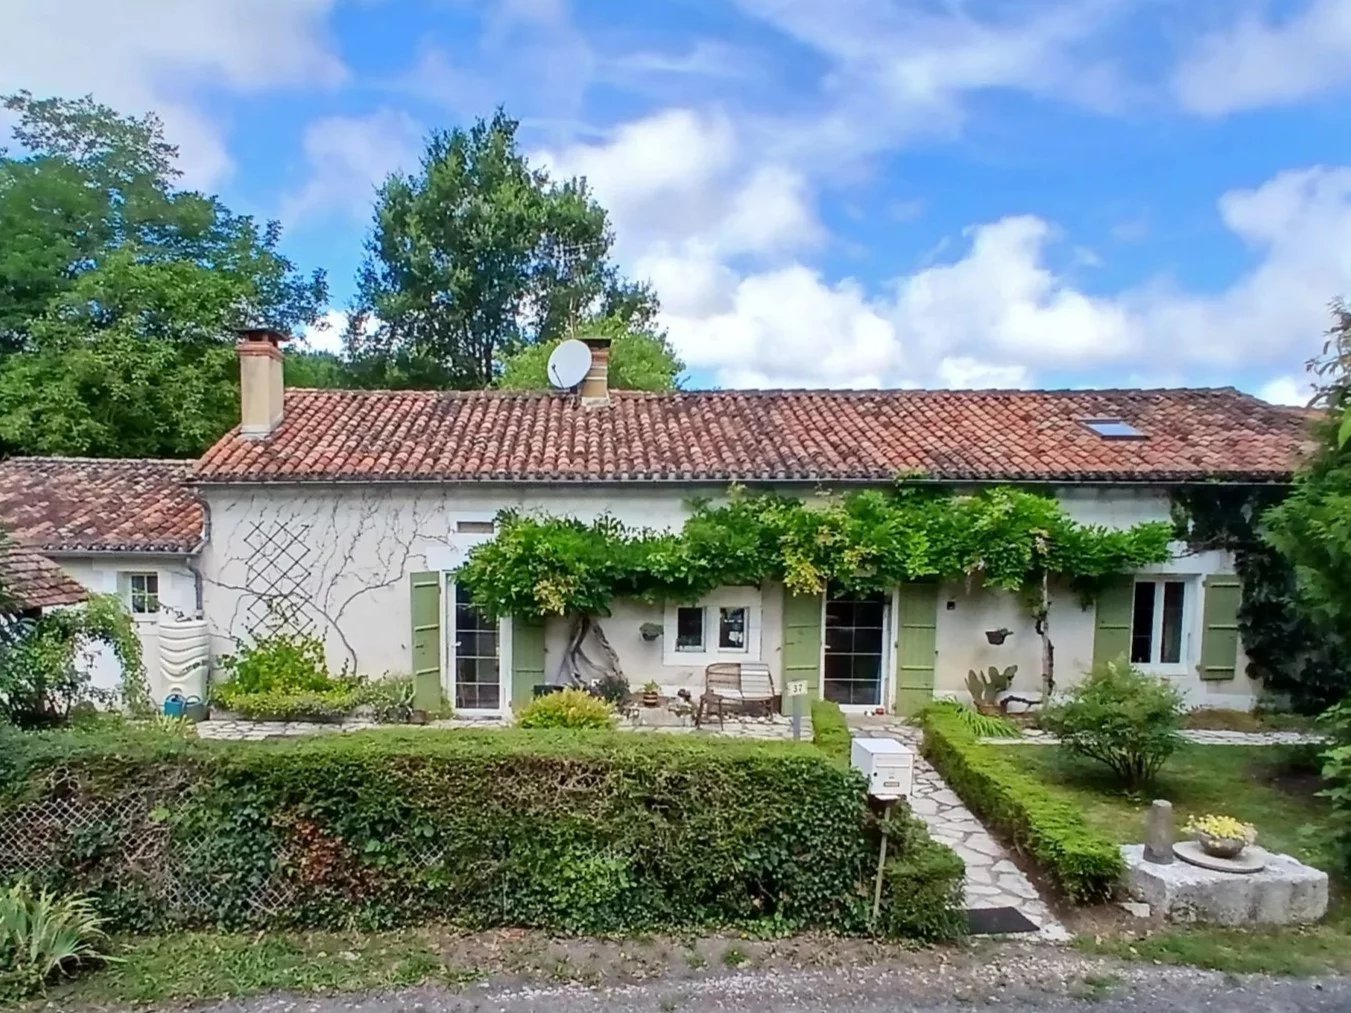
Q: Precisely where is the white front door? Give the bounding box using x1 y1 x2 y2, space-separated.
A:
446 581 509 713
822 589 892 712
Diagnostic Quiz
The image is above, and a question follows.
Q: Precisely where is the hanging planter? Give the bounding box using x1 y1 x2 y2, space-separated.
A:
985 627 1013 645
639 622 664 642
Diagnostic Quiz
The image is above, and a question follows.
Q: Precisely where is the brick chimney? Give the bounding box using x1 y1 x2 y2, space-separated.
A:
579 336 611 405
237 326 288 438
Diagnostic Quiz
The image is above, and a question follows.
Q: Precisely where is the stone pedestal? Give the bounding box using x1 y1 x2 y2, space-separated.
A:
1121 844 1328 926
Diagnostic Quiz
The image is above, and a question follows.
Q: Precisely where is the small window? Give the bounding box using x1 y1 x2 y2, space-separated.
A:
1083 418 1145 439
1130 578 1188 666
718 606 748 651
124 572 160 615
675 606 705 651
456 520 495 534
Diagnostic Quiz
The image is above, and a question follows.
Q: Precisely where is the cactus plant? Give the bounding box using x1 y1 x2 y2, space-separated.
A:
965 664 1017 712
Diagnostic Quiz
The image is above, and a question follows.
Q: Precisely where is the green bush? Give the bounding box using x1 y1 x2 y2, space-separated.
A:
0 728 962 940
213 631 370 722
517 689 616 729
916 700 1021 739
921 709 1123 903
1 881 110 999
1319 700 1351 874
875 814 968 942
1039 659 1185 790
811 699 851 761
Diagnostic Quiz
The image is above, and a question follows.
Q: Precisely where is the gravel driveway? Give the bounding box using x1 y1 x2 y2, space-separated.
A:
181 959 1351 1013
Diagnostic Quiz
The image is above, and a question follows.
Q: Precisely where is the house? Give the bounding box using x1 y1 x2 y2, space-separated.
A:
184 330 1309 717
0 457 204 698
0 538 88 615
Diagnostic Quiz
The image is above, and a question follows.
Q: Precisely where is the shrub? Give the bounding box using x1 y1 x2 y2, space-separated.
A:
916 700 1021 739
875 813 967 942
921 709 1123 903
811 699 851 761
1318 699 1351 874
213 631 365 722
216 631 334 695
1039 659 1185 790
0 881 110 999
517 688 616 729
592 672 631 707
0 729 961 940
0 596 147 728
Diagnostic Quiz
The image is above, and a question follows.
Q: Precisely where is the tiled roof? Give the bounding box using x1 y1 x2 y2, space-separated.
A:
0 457 204 553
193 387 1311 485
0 540 87 610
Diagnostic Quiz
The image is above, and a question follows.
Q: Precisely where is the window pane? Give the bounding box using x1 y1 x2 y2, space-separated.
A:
824 625 853 654
1161 581 1186 665
676 606 704 650
853 626 884 656
718 607 747 650
1131 581 1156 664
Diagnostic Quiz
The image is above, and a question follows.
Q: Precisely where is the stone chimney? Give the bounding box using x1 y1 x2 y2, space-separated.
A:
237 326 288 438
579 336 611 405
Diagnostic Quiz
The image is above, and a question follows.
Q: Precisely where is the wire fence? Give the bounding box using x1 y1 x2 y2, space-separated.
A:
0 768 298 923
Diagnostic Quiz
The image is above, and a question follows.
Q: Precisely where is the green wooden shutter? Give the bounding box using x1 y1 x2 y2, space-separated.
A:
1199 575 1242 681
782 587 822 714
511 614 547 711
409 571 442 711
895 583 939 716
1093 575 1134 667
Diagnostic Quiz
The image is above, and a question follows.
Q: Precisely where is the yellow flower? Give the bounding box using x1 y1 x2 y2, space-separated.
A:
1183 814 1257 843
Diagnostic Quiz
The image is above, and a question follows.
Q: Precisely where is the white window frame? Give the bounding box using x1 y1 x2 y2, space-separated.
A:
120 571 160 618
674 605 706 653
717 606 749 653
662 588 762 666
1130 575 1196 675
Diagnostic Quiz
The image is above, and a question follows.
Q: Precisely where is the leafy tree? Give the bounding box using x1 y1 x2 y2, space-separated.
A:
497 316 685 391
0 92 326 456
1266 302 1351 692
285 348 356 389
348 109 656 389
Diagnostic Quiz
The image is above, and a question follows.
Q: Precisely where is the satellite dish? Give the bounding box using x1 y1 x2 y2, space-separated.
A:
547 339 592 389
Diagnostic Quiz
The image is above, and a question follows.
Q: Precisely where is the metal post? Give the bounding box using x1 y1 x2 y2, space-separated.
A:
791 692 803 741
871 801 894 924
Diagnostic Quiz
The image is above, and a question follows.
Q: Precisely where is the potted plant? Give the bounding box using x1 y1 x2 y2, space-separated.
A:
642 680 661 707
1184 814 1257 859
985 627 1013 645
966 664 1017 715
639 622 664 642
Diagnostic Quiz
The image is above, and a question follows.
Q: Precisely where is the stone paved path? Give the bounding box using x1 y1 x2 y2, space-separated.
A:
849 719 1069 942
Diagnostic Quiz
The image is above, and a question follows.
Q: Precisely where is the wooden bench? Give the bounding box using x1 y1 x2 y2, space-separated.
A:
696 662 778 728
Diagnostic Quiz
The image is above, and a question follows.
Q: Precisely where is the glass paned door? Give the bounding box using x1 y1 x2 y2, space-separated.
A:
823 589 887 707
453 584 501 710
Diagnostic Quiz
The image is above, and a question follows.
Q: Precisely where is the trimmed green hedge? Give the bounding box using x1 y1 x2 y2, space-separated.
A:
811 699 852 762
920 711 1123 903
0 726 965 941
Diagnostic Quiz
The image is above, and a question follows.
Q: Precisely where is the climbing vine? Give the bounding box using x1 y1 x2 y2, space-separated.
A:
458 485 1175 619
1171 486 1349 714
0 593 150 727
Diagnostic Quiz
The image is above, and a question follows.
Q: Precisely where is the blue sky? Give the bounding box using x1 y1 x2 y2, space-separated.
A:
5 1 1351 399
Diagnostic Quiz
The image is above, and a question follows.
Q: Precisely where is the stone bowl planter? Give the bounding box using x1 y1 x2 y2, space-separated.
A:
1196 830 1252 860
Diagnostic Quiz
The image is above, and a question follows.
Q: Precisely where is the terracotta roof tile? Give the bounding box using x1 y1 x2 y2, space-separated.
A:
0 540 87 610
0 458 204 553
192 387 1312 485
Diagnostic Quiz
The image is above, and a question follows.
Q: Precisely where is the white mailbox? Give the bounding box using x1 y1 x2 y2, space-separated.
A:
850 737 915 801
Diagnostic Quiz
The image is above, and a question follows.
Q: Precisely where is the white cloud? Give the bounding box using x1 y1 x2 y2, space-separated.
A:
0 0 346 185
639 165 1351 391
1174 0 1351 115
1256 374 1315 406
536 108 821 261
300 309 379 356
281 109 423 225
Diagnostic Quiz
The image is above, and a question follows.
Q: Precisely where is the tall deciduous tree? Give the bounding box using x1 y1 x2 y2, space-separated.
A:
1265 301 1351 701
496 316 685 392
348 110 656 389
0 92 326 457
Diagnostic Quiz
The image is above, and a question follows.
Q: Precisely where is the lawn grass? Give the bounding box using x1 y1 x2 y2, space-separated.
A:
993 741 1349 976
24 928 484 1008
990 743 1330 865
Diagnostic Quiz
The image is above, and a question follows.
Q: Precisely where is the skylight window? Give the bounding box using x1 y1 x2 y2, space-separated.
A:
1083 418 1145 439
